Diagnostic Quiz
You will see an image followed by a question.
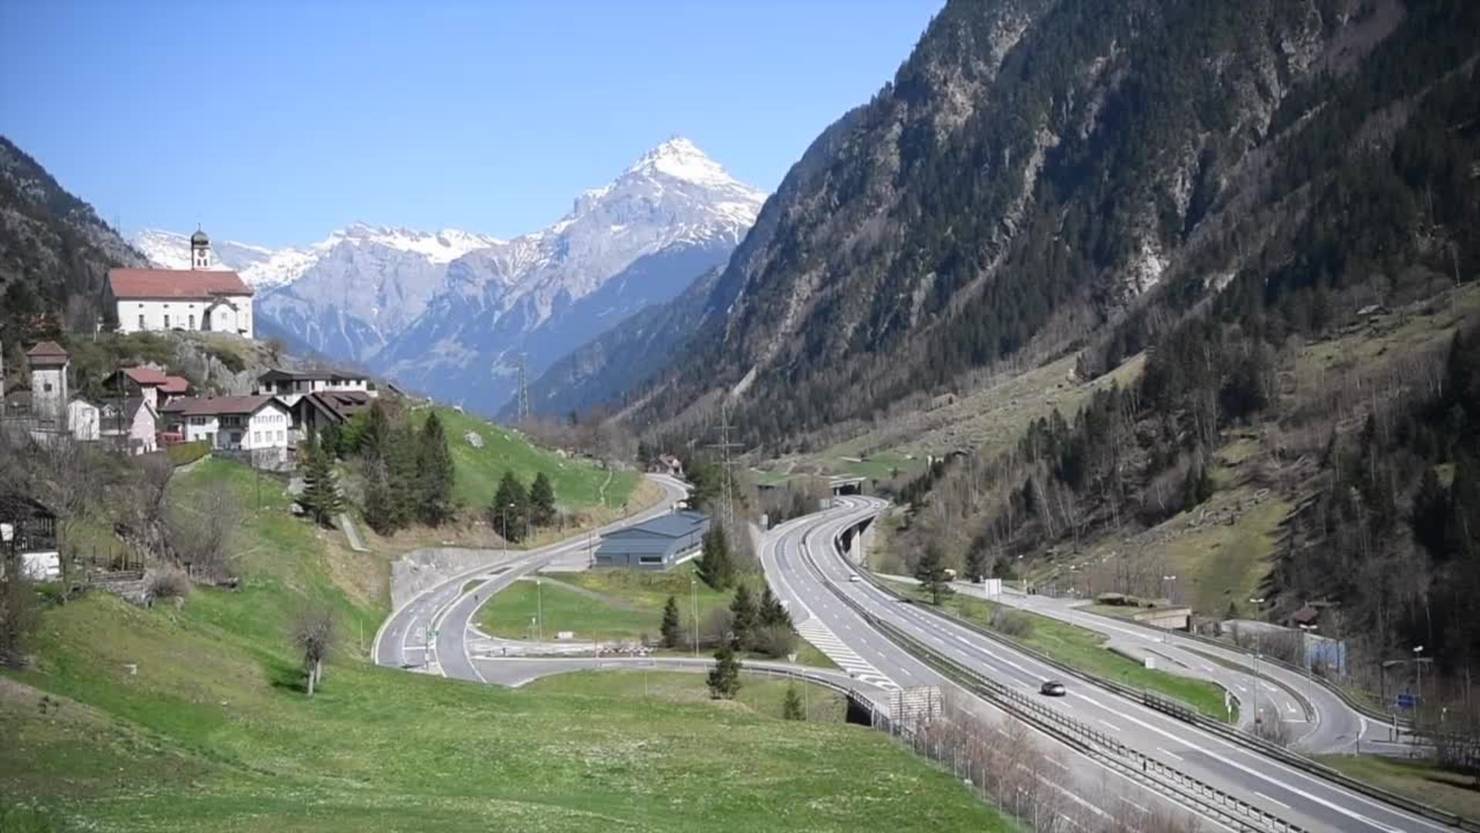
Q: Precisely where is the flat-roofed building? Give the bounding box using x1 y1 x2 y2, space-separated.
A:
594 510 710 570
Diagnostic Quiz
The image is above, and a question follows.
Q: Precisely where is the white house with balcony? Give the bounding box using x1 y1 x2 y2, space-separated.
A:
160 395 291 451
255 368 377 409
109 229 255 338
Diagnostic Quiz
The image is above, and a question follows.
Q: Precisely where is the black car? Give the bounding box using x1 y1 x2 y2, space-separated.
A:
1039 680 1066 697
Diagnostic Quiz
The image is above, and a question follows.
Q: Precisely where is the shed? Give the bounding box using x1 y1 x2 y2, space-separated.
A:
594 510 710 570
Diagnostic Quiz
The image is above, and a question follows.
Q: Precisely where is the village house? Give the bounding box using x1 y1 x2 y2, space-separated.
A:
25 341 69 431
66 398 100 442
160 395 291 452
114 366 192 410
291 389 373 444
254 368 378 408
108 229 255 339
0 493 61 582
99 397 159 455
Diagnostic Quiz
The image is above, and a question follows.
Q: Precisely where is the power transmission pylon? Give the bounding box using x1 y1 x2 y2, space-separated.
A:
515 353 531 423
708 399 742 533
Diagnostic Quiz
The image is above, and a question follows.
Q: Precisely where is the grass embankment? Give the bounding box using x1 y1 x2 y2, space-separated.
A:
418 407 639 511
885 581 1233 722
1316 754 1480 822
479 566 835 668
2 459 1000 831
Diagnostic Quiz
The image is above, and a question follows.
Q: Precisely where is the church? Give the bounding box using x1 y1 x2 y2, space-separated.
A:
109 229 255 339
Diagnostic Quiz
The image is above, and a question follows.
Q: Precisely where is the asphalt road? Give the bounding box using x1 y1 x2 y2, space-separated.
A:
767 495 1448 833
372 473 689 676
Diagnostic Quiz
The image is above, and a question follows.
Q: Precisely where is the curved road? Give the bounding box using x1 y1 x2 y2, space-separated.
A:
373 474 689 677
770 495 1448 833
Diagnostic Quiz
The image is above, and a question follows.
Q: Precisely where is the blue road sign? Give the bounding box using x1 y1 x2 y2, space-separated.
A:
1396 693 1420 710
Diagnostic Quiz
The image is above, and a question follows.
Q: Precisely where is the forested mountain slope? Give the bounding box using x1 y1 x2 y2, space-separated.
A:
0 137 146 360
624 0 1476 454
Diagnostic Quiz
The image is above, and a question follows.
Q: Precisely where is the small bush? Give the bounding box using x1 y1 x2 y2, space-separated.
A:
751 624 797 659
147 567 191 602
166 440 210 467
990 608 1034 638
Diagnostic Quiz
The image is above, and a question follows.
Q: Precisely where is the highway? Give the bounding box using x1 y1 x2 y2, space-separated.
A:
975 583 1403 754
765 495 1449 833
373 473 689 677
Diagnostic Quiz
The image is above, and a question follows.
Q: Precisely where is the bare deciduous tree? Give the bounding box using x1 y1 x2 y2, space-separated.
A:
165 479 241 581
291 605 337 697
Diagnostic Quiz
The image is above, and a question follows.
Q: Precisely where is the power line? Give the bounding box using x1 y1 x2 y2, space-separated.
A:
515 353 531 423
707 399 743 533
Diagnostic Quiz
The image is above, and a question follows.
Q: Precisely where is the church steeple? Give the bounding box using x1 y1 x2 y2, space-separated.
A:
190 225 211 270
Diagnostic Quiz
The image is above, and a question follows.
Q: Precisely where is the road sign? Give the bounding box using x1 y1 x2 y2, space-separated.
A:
1396 693 1420 710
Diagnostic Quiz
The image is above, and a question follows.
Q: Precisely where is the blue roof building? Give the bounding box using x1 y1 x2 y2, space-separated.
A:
594 510 710 570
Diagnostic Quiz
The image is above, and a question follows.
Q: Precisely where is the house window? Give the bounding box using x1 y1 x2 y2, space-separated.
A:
139 315 145 329
164 314 170 328
189 314 196 329
254 431 262 443
43 382 53 392
639 555 663 565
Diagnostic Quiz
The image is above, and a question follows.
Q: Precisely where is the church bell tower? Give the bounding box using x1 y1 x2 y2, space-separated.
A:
191 226 211 270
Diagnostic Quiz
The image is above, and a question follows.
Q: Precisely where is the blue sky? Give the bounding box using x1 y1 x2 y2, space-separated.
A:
0 1 941 248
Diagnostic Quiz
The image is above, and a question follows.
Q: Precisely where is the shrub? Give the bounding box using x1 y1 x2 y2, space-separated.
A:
990 608 1034 638
751 624 797 659
166 440 210 467
147 567 191 602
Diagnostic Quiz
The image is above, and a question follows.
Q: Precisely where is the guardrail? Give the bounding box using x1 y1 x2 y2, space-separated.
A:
799 506 1307 833
823 503 1480 833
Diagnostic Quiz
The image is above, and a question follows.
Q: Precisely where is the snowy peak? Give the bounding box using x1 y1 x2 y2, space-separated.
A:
625 136 749 190
325 223 503 264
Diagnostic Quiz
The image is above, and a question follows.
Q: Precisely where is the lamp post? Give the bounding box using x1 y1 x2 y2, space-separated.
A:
690 574 699 658
1249 597 1266 727
536 577 544 643
1297 622 1318 714
1161 575 1177 643
502 501 515 543
1415 645 1425 720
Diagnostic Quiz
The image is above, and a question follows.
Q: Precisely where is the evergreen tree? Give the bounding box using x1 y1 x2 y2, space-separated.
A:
914 543 953 606
299 429 342 527
782 683 805 720
730 584 758 649
696 525 734 590
385 426 419 532
660 595 682 649
415 412 456 526
491 472 530 542
361 401 391 459
362 457 396 536
1411 467 1450 557
964 546 989 583
706 640 742 699
1182 456 1214 509
529 472 557 528
758 584 791 629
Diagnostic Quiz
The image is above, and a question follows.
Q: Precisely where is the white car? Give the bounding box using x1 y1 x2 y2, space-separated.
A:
848 573 861 582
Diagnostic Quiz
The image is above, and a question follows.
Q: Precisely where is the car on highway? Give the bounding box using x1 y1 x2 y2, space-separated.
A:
848 573 861 582
1039 680 1067 697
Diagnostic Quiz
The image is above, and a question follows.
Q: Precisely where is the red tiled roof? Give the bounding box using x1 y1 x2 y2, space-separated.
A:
108 268 254 299
122 366 169 386
161 395 282 417
159 376 190 394
25 341 69 363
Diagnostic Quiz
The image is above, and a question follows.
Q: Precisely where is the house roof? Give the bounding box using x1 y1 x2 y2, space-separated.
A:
606 510 709 541
161 395 282 417
122 366 170 386
259 367 368 383
0 493 55 523
108 268 253 300
124 396 157 423
159 376 190 395
299 390 372 423
25 341 69 366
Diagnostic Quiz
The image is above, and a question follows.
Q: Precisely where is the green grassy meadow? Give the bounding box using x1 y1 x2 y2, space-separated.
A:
416 407 640 510
884 581 1233 722
479 566 836 668
1 458 999 831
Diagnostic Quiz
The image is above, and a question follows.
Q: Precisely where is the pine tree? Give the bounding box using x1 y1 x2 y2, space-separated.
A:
362 457 396 535
730 584 757 649
696 525 734 590
299 429 342 527
964 546 989 583
529 472 557 528
782 683 805 720
758 584 791 629
706 640 742 699
491 472 530 542
385 426 419 532
416 412 456 526
660 595 682 649
914 543 953 606
361 401 391 459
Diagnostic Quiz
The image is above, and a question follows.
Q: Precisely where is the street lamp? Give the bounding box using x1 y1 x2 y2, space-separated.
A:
690 575 699 658
1297 622 1318 712
536 577 544 643
502 501 515 543
1415 645 1425 718
1248 597 1265 727
1161 575 1177 643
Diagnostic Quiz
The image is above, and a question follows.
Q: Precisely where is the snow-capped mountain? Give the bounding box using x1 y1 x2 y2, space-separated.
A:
135 137 765 412
374 136 766 413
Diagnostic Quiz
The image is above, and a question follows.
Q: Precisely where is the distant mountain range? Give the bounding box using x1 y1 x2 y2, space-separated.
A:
133 137 766 413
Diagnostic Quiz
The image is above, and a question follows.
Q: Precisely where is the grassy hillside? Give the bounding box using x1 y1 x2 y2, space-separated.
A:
0 459 1003 832
418 407 641 511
